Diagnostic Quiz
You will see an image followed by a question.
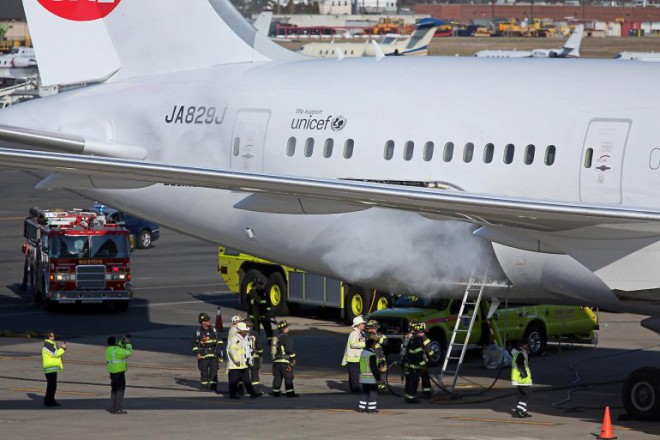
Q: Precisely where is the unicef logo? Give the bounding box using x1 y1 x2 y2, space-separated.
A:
331 116 347 132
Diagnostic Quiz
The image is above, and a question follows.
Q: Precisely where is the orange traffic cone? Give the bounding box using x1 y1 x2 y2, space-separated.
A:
597 406 617 440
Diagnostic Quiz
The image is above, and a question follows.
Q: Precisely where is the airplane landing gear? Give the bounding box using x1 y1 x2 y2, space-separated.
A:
622 367 660 421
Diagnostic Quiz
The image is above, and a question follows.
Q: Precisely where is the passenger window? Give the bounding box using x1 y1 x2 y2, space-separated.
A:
403 141 414 161
423 141 434 162
545 145 556 166
304 137 314 157
463 142 474 163
525 144 535 165
384 140 395 160
443 142 454 162
483 143 494 163
584 147 593 168
323 138 334 158
286 137 296 157
233 137 240 156
344 139 354 158
504 144 515 164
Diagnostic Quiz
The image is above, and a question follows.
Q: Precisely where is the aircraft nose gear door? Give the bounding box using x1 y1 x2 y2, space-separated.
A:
579 119 630 204
230 109 271 172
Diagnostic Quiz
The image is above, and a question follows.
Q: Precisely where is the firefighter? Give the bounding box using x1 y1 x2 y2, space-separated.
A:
342 315 366 394
247 324 264 393
192 312 224 392
511 338 533 418
401 320 436 403
41 330 66 407
227 322 262 399
271 320 299 397
358 338 381 413
106 335 133 415
246 277 274 345
364 319 388 392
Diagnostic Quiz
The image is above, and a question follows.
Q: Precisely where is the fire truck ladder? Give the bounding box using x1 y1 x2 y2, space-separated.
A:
438 261 491 398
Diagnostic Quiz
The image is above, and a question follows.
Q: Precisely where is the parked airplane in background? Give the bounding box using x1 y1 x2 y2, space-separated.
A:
299 18 444 58
475 24 584 58
0 46 38 81
614 51 660 62
0 0 659 419
0 47 38 68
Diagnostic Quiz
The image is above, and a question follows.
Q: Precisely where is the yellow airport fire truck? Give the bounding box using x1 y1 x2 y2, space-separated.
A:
23 207 133 310
218 246 392 321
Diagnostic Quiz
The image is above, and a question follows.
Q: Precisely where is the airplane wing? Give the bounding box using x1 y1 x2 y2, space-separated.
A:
2 146 660 237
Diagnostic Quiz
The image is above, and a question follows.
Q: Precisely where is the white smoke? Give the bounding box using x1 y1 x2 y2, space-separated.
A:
316 209 498 296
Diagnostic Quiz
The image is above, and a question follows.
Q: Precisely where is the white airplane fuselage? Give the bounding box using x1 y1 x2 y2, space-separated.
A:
3 56 660 314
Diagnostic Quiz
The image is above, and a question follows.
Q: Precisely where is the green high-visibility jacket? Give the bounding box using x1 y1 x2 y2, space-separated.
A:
42 339 65 373
511 348 532 386
106 343 133 374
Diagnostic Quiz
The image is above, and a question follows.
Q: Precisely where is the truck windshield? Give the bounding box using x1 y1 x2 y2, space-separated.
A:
91 236 129 258
48 235 129 259
49 236 90 258
394 295 450 310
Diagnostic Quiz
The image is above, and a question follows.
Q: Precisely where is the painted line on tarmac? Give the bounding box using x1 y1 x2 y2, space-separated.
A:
448 416 558 426
0 356 196 372
135 284 231 291
131 299 231 308
0 216 24 222
172 397 247 406
11 387 98 396
322 408 400 415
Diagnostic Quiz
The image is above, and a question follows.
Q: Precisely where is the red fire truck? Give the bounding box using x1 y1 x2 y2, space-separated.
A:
23 207 133 311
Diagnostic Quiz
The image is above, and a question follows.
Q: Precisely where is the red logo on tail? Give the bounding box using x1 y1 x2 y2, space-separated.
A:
38 0 122 22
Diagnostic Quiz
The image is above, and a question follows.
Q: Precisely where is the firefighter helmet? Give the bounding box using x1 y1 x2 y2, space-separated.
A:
410 321 426 332
277 320 288 330
198 312 210 323
365 319 380 330
231 315 243 324
236 322 249 332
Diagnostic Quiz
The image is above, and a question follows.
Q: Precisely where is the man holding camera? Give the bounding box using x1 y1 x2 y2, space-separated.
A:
106 334 133 415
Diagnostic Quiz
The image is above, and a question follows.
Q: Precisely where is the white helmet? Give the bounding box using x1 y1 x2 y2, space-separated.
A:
352 316 366 327
231 315 243 324
236 322 249 332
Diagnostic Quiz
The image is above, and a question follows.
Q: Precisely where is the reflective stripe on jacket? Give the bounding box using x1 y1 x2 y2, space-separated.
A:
227 335 249 370
341 328 365 365
511 349 532 386
359 349 378 384
192 326 222 359
42 339 65 373
106 343 133 374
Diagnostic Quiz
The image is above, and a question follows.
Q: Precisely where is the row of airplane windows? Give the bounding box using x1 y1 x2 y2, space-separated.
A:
281 136 557 166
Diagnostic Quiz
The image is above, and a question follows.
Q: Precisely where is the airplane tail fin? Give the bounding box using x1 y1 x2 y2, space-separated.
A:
22 0 298 86
253 10 273 37
562 24 585 58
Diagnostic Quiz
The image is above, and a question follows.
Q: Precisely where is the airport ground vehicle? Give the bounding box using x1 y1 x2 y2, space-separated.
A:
218 246 392 320
23 207 133 310
368 294 599 364
94 203 160 249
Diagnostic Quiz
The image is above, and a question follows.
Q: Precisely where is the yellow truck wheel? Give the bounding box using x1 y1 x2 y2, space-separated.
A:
345 286 366 323
267 272 289 316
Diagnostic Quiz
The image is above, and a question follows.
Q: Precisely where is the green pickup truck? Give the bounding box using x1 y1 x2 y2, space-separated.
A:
368 295 599 363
